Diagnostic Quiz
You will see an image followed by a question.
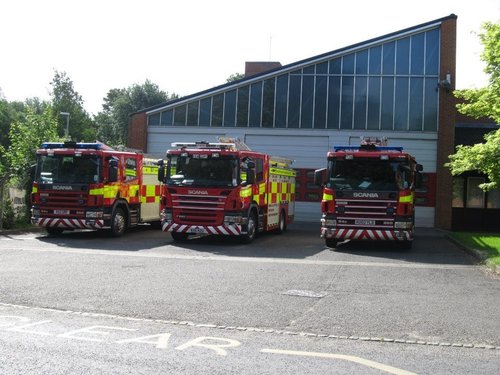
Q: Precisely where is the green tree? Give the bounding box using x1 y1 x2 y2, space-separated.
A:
226 73 245 83
5 106 60 179
96 80 175 146
447 21 500 190
50 70 97 142
0 105 60 228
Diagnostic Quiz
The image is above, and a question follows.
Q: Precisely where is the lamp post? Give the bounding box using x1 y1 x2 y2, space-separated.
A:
60 112 70 139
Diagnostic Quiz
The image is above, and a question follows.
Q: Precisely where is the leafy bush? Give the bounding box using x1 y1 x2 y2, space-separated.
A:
2 198 15 229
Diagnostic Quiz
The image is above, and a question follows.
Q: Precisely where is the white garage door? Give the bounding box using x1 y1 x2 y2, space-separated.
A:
244 134 329 169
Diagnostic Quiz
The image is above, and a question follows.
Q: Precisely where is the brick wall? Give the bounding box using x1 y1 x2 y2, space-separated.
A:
435 15 457 230
128 113 148 152
245 61 282 77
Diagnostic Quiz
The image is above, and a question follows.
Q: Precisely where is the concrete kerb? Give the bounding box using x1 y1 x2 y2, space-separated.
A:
445 233 500 275
0 226 46 236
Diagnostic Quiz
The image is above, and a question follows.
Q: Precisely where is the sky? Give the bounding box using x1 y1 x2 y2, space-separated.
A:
0 0 498 116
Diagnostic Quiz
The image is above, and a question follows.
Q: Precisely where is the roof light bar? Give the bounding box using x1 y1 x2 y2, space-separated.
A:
41 142 104 150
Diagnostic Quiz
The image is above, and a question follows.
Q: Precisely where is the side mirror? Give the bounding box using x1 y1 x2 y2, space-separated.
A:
157 159 165 182
246 170 255 185
109 159 118 182
415 172 423 189
314 168 326 186
416 163 423 172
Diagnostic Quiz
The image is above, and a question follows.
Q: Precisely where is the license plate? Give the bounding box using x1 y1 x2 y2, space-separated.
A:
187 226 208 234
355 219 375 226
54 209 70 215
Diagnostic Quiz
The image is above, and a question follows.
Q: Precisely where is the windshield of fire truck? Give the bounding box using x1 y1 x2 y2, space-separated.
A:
326 158 412 191
166 154 238 187
35 154 101 184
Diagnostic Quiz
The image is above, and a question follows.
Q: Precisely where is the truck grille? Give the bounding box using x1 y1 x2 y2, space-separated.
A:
37 185 89 217
335 194 397 228
172 194 226 225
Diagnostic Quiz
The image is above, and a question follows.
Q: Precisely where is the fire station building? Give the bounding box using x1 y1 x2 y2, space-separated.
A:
128 14 500 230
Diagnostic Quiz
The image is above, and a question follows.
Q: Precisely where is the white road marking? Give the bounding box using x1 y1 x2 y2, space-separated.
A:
3 245 475 270
175 337 241 356
261 348 417 375
58 325 137 342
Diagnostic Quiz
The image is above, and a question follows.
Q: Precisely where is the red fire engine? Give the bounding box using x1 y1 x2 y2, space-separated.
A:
314 137 423 248
31 141 161 236
157 138 296 243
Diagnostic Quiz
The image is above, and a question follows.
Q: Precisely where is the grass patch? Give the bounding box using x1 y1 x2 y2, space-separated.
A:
449 232 500 267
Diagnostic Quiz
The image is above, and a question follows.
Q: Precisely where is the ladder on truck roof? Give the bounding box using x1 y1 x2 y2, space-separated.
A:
334 136 403 152
171 137 252 151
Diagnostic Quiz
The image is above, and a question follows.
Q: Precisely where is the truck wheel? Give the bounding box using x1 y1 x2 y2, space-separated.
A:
325 237 338 249
275 211 286 234
110 208 126 237
46 228 64 236
241 211 257 244
171 232 188 242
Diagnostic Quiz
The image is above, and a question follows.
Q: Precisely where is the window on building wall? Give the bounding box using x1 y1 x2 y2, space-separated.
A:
236 86 249 127
467 177 485 208
187 102 199 125
394 77 409 130
288 75 301 128
327 76 340 129
340 76 354 129
355 50 368 74
382 41 395 75
160 110 173 126
262 79 275 128
224 90 236 127
199 98 211 126
381 77 394 130
150 28 440 133
369 46 382 74
452 177 465 208
425 29 440 75
423 78 438 131
487 189 500 209
409 78 424 131
367 77 381 130
411 33 425 75
249 82 262 127
211 94 223 126
301 75 314 128
174 105 186 126
275 74 288 128
148 113 160 126
396 37 410 75
353 76 367 129
314 74 327 129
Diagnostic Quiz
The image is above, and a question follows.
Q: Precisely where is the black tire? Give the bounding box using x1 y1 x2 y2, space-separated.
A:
110 207 126 237
241 211 257 244
171 232 188 242
275 210 286 234
325 237 338 249
46 228 64 236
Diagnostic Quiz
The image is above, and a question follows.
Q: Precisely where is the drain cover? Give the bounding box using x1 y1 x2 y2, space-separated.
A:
282 290 327 298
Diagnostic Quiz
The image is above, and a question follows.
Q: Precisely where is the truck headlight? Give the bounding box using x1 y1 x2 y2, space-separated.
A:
224 215 244 224
321 219 337 226
32 208 40 217
161 209 173 221
394 221 412 229
86 211 103 219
